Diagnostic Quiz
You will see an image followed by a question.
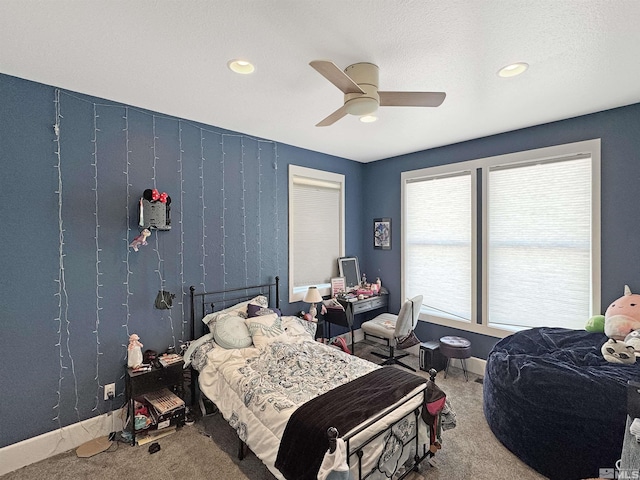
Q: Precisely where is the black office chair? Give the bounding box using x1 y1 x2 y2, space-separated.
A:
361 295 422 371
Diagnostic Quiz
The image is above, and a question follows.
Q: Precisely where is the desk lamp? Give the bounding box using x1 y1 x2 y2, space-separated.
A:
304 286 323 320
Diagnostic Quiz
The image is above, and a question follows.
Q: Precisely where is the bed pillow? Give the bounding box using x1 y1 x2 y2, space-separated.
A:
202 301 249 329
247 302 281 318
282 316 316 342
201 295 265 330
213 313 253 349
245 312 287 349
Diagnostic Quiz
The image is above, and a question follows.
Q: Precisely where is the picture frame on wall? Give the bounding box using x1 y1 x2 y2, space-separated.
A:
373 218 391 250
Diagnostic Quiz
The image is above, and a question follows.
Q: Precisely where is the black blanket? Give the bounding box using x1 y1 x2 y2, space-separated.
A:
275 366 426 480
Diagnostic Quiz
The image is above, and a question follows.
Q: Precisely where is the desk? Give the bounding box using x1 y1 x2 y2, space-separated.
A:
324 294 389 354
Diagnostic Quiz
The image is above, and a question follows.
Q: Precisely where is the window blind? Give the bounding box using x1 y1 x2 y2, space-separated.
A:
487 157 592 329
405 172 472 321
291 180 340 288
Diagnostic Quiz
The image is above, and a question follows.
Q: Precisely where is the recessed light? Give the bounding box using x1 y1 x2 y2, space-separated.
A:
498 62 529 78
227 59 255 74
360 115 378 123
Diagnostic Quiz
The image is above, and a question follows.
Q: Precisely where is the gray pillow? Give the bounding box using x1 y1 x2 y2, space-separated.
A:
213 313 253 349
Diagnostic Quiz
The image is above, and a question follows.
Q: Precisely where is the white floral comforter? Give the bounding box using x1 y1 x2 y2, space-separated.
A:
192 328 427 480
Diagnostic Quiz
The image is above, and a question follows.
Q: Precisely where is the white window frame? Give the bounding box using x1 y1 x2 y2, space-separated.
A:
401 139 601 338
288 165 345 302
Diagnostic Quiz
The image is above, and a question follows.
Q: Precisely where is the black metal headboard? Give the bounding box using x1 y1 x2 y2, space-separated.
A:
188 276 280 341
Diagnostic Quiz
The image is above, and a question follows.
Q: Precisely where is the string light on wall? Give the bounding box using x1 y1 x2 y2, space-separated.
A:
46 90 284 435
220 135 227 294
257 142 263 280
91 102 105 412
52 88 79 425
200 128 208 293
240 137 249 288
122 106 133 345
152 116 176 349
273 143 280 275
178 121 186 341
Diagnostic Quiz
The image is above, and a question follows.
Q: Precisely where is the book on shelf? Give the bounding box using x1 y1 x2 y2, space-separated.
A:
144 388 184 415
130 364 152 373
158 354 183 367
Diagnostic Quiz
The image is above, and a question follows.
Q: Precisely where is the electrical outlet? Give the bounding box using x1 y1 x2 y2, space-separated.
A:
104 383 116 401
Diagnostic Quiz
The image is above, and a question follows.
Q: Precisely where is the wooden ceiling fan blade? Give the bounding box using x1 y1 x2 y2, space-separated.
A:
310 60 365 95
316 105 348 127
379 91 446 107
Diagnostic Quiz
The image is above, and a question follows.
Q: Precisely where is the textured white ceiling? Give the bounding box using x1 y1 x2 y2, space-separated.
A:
1 1 640 162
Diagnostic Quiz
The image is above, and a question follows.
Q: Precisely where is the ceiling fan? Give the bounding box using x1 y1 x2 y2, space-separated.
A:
309 60 446 127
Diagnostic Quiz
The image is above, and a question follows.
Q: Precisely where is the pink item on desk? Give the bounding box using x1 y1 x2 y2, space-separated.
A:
356 289 373 296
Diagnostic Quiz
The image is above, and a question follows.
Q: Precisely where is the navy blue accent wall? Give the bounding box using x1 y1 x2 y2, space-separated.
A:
0 73 363 448
362 103 640 358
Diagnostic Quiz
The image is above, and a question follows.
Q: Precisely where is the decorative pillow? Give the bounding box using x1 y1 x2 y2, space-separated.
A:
201 295 266 331
213 313 253 349
282 316 316 342
245 313 287 349
247 302 281 318
248 295 268 308
182 332 214 368
202 301 249 329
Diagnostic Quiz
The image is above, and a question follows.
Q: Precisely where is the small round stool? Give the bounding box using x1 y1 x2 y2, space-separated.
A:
439 336 472 381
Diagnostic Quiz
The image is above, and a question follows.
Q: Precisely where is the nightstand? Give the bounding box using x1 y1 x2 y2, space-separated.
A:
125 361 185 445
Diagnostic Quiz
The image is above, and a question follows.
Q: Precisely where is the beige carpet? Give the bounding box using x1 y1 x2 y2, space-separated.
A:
2 340 547 480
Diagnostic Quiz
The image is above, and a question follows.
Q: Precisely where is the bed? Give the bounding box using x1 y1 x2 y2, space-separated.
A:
484 327 639 480
185 278 448 480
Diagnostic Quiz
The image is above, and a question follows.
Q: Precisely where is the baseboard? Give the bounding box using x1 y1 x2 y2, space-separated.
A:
0 408 125 476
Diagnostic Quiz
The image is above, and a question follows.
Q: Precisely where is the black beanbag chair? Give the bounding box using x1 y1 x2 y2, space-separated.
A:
484 327 638 480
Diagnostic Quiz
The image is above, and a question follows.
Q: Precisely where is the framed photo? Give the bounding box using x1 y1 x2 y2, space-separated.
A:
373 218 391 250
331 277 347 297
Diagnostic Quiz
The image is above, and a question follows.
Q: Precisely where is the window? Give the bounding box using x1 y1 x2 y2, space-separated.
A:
402 139 600 336
289 165 345 302
405 171 474 323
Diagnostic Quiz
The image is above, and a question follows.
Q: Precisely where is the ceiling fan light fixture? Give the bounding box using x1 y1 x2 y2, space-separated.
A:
360 115 377 123
344 96 378 116
498 62 529 78
227 59 255 74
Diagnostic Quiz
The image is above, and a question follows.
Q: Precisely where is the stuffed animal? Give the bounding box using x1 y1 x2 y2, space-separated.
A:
604 285 640 340
129 229 151 252
601 338 636 364
585 314 605 333
624 330 640 356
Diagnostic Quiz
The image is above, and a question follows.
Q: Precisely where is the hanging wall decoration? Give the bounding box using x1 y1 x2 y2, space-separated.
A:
374 218 392 250
129 228 151 251
139 188 172 230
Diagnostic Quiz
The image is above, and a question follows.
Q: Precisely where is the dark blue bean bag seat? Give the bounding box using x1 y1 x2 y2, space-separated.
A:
483 327 639 480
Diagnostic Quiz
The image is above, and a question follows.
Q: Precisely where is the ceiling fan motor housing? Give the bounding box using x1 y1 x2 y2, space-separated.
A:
344 62 380 116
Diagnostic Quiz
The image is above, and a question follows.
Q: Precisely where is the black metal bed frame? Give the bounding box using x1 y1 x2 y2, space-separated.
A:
188 276 436 479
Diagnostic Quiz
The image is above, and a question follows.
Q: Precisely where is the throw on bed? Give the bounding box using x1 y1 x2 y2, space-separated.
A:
275 367 426 480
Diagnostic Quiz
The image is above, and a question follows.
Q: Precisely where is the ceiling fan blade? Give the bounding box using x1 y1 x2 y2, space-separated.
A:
316 105 348 127
379 91 446 107
310 60 365 95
